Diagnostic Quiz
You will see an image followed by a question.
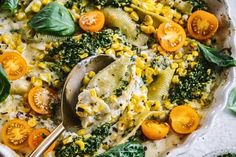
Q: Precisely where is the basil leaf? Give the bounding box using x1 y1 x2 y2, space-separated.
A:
1 0 18 13
0 65 11 103
198 43 236 67
28 2 75 36
227 87 236 114
95 141 145 157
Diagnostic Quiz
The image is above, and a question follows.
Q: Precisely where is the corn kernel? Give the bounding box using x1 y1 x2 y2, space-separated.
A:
31 3 42 13
145 67 155 77
132 0 139 5
53 80 60 88
27 118 37 127
82 76 90 85
16 12 26 21
34 79 43 87
189 61 197 69
40 73 52 82
168 54 173 60
172 75 179 84
207 69 212 75
88 71 96 78
176 68 184 75
116 51 124 56
63 137 73 145
174 52 183 59
143 15 153 26
184 40 189 46
136 57 145 69
37 62 47 69
146 100 154 107
42 0 51 5
190 42 198 48
178 62 185 68
109 95 117 103
105 48 115 55
154 3 163 14
192 51 199 57
111 43 120 50
79 53 88 59
140 25 155 34
136 67 142 76
16 45 24 54
164 100 174 110
2 34 11 44
89 89 97 97
77 129 87 136
130 11 139 21
36 53 45 60
146 76 153 84
62 65 71 73
124 6 133 12
153 101 161 111
186 54 194 61
171 62 178 69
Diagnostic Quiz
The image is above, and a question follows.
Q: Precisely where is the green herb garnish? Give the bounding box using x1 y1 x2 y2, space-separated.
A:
0 65 11 103
0 0 18 13
28 2 75 36
198 43 236 68
169 60 214 104
95 141 145 157
227 87 236 114
55 123 111 157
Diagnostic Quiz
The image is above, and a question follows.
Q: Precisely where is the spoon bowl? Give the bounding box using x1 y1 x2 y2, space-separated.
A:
29 55 114 157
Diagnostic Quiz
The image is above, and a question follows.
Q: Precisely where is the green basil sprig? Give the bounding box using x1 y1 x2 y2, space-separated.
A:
1 0 18 13
0 65 11 103
28 2 75 36
198 43 236 68
227 87 236 114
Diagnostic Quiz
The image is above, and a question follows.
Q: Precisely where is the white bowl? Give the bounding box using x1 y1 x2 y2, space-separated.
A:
168 0 236 156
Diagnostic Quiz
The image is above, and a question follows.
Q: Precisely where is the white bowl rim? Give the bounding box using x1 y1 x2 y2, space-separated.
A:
167 0 236 156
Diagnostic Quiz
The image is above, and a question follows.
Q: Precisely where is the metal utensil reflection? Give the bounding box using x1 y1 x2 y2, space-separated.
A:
29 55 114 157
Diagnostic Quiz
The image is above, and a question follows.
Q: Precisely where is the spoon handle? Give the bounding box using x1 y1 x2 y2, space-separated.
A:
29 123 65 157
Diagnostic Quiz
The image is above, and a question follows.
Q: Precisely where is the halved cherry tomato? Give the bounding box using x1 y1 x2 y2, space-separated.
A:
28 128 56 154
169 105 200 134
141 120 170 140
156 22 186 52
0 51 28 80
28 87 58 115
1 119 31 150
79 11 105 32
187 10 219 40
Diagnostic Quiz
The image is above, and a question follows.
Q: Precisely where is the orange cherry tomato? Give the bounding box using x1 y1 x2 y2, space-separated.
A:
28 128 56 154
141 120 170 140
169 105 200 134
1 119 31 150
187 10 219 40
79 11 105 32
0 51 28 80
28 87 58 115
156 22 186 52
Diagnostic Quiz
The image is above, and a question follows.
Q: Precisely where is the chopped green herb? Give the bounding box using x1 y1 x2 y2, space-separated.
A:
94 0 131 7
55 123 111 157
169 60 214 104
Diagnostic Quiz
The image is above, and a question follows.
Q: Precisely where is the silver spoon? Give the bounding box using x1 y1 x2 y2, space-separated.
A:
29 55 114 157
